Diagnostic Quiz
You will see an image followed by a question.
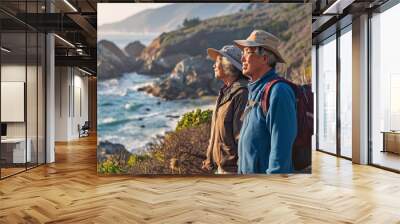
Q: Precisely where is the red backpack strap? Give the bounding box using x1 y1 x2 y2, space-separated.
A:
261 77 294 114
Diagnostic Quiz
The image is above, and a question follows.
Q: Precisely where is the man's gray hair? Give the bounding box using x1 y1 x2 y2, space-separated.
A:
221 56 242 78
255 47 277 68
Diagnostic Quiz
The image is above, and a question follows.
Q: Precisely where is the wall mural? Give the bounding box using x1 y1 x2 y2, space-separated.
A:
97 3 312 175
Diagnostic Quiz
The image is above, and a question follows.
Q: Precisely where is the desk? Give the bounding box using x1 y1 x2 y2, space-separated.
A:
381 131 400 154
1 138 31 163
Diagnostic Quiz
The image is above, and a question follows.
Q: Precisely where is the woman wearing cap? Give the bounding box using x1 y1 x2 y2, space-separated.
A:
202 45 248 174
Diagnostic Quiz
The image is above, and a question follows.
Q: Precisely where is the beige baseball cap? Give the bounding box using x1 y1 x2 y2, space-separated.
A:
234 30 286 63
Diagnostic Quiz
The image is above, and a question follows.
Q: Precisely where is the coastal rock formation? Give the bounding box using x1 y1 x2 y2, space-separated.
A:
97 141 131 163
138 56 221 100
97 40 143 80
124 41 145 59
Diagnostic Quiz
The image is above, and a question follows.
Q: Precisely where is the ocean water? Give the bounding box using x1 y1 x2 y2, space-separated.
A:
97 72 215 153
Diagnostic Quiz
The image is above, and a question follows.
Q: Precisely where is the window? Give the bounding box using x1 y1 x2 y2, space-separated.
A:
370 2 400 171
339 27 352 158
317 35 337 154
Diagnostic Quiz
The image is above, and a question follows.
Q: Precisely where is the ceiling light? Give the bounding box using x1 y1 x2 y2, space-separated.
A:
54 34 75 48
78 67 92 76
63 0 78 12
323 0 355 15
323 0 341 14
76 48 86 55
1 47 11 53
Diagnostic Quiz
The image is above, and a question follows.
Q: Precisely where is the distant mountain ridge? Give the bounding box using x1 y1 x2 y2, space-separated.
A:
99 3 251 34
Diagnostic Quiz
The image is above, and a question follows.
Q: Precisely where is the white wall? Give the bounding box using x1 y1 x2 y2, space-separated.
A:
1 65 26 81
72 73 89 138
55 67 89 141
55 66 69 141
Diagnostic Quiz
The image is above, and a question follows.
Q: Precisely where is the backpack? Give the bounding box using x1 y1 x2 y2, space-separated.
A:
261 77 313 171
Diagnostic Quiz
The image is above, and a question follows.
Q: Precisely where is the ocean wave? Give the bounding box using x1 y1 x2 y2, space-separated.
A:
98 73 158 97
124 102 142 112
129 81 156 91
98 79 127 96
99 110 163 127
98 117 134 127
98 117 117 125
100 102 114 107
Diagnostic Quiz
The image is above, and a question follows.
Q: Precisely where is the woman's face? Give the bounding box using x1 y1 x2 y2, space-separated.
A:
213 55 226 80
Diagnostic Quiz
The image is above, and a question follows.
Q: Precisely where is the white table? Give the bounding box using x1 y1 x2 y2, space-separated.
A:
1 138 31 163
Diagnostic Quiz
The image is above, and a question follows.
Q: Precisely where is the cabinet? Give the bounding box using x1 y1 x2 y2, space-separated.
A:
382 131 400 154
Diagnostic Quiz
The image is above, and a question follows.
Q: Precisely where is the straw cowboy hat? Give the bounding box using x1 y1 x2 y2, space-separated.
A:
207 45 243 71
234 30 286 63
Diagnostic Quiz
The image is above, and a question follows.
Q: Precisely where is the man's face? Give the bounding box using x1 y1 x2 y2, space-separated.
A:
241 47 265 78
213 55 225 80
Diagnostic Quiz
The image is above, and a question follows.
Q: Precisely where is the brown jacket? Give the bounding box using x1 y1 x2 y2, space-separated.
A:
204 79 248 173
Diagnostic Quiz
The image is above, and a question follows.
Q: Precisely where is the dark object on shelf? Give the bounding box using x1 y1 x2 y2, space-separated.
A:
78 121 90 138
381 131 400 154
1 123 7 137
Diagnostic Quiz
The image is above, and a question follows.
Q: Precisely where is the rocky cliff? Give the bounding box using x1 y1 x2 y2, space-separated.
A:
97 141 131 163
124 41 145 59
138 56 221 100
97 40 144 80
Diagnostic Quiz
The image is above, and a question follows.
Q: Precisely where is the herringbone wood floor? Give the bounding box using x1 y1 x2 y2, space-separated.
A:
1 134 400 224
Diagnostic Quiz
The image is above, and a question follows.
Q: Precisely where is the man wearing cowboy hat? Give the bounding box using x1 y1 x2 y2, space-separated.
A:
202 45 248 174
234 30 297 174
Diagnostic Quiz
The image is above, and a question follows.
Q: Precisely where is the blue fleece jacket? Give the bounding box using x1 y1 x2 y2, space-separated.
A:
238 69 297 174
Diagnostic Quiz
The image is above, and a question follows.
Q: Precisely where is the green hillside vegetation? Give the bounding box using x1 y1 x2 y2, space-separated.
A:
98 109 213 175
182 17 201 28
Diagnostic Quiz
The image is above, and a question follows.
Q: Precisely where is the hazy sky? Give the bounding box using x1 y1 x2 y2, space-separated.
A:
97 3 172 26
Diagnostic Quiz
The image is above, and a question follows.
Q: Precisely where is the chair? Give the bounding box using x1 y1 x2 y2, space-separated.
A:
78 121 90 138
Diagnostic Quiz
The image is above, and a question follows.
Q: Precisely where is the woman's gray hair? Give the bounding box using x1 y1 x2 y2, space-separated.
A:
221 56 242 78
255 47 277 68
